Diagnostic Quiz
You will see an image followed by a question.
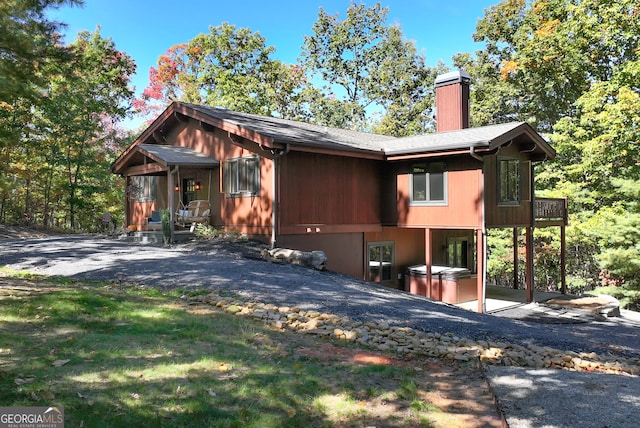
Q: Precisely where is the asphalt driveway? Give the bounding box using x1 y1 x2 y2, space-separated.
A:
2 235 639 427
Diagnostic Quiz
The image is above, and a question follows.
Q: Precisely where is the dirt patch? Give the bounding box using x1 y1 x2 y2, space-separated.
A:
295 343 503 428
0 224 62 239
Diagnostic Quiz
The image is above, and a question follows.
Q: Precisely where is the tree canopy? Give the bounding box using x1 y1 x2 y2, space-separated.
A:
1 2 136 231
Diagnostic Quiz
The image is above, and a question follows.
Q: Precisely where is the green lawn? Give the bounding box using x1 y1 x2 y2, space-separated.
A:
0 274 472 427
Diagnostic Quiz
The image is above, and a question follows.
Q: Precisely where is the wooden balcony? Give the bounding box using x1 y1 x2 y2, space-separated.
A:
535 197 568 226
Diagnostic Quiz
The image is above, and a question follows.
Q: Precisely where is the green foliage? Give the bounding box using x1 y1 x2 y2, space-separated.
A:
1 24 136 230
194 224 248 242
0 0 81 110
302 2 440 133
160 209 172 244
139 23 300 119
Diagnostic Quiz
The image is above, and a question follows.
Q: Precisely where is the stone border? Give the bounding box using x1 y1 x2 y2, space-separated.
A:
183 290 640 376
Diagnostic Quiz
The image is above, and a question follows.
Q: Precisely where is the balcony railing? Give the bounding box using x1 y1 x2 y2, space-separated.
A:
535 197 568 225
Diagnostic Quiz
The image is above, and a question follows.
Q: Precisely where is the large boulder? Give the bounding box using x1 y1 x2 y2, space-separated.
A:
263 248 327 271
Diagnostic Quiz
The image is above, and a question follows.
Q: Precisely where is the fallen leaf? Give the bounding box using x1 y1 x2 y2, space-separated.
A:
357 401 367 406
130 393 140 400
207 389 216 397
52 359 71 367
15 377 35 385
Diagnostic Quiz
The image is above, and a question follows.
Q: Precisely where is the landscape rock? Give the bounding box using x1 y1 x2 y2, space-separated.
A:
191 293 640 377
263 248 327 270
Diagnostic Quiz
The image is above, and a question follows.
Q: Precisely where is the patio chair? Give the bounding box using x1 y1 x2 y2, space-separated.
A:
175 200 211 231
146 210 162 231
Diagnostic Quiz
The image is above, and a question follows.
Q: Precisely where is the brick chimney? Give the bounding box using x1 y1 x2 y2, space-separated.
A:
435 70 471 132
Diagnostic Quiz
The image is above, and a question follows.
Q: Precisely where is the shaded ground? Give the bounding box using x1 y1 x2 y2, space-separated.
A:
2 228 640 427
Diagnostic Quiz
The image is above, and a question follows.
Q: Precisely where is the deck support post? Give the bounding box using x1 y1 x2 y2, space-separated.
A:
513 227 519 289
525 226 534 303
425 228 432 299
560 225 567 294
477 228 485 313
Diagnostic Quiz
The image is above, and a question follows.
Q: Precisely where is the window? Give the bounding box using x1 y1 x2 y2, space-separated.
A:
224 156 260 195
182 178 196 204
130 176 158 202
411 162 447 205
498 159 520 204
447 238 469 268
368 242 394 282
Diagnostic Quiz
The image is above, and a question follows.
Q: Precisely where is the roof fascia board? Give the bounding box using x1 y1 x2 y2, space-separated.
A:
386 149 478 161
488 123 556 159
290 144 385 160
123 163 168 176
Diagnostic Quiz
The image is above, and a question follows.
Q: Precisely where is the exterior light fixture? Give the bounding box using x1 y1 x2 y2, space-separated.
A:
195 181 202 190
174 185 180 191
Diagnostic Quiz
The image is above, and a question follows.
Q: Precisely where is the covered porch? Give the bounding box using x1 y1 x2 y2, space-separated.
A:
112 143 219 233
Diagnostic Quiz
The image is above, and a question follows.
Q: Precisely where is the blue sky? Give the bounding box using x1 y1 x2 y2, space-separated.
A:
49 0 497 126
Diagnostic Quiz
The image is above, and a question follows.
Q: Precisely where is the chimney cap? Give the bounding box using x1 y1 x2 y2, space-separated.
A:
435 70 471 87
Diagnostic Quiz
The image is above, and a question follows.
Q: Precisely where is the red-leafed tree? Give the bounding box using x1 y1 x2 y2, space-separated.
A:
135 23 308 120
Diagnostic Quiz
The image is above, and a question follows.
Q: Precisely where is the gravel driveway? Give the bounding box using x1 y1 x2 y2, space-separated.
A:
2 235 639 427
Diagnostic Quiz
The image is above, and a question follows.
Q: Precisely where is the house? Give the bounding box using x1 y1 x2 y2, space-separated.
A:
112 71 568 312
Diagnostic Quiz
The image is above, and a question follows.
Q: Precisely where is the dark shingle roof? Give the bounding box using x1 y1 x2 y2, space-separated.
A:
383 122 555 158
138 144 219 167
183 103 394 153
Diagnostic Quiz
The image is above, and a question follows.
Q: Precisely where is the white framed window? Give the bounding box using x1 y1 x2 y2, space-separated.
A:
498 158 520 205
224 156 260 196
130 176 158 202
410 162 447 205
368 242 394 282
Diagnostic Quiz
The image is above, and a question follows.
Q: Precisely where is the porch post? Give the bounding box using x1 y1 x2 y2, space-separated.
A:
560 225 567 294
168 169 175 237
477 228 485 313
125 176 131 228
525 226 534 303
425 228 432 299
513 227 519 289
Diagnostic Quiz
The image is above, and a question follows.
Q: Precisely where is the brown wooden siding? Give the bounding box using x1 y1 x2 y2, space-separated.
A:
388 156 483 228
128 177 168 228
484 145 534 227
278 233 364 278
279 152 381 231
172 120 274 239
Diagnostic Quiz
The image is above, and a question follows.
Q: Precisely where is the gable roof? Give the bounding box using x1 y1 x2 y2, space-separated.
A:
114 102 555 174
111 143 219 175
183 103 395 153
383 122 556 160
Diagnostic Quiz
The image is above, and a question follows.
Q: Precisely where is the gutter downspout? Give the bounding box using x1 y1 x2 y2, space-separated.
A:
470 146 483 162
271 144 290 249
